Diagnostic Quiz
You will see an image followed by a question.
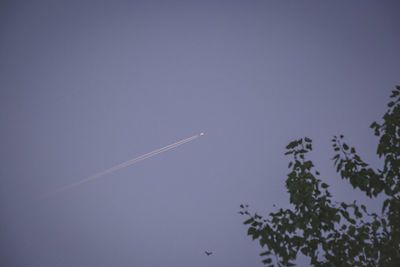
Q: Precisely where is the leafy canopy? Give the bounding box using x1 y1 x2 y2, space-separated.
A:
240 85 400 266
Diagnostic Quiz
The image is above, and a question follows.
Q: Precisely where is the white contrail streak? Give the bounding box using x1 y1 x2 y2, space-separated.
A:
43 134 199 197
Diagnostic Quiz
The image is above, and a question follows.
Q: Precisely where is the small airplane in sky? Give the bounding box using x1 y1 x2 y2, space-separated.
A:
205 251 213 256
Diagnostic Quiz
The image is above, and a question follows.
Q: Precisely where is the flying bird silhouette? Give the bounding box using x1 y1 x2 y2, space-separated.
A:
205 251 213 256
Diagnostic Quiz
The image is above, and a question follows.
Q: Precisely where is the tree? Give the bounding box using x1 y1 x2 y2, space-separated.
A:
240 85 400 266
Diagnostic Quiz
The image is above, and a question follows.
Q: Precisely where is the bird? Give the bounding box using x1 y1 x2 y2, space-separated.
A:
205 251 213 256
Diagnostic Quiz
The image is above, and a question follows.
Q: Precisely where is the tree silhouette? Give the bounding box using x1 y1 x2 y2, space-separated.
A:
240 85 400 266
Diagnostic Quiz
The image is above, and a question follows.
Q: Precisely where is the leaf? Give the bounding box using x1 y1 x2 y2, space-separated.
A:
248 227 257 236
260 251 270 256
336 160 343 172
382 199 390 213
305 137 312 143
321 183 329 189
388 101 395 107
262 258 272 264
361 205 366 212
382 218 387 228
244 218 254 225
348 225 356 235
343 143 349 150
286 141 298 149
355 210 362 218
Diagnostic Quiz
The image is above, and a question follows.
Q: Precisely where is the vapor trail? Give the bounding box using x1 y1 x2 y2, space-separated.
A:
43 134 200 197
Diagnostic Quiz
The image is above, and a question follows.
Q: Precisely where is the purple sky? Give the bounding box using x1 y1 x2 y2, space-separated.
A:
1 1 399 266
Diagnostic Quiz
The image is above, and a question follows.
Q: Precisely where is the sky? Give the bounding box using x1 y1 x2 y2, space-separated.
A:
0 1 399 266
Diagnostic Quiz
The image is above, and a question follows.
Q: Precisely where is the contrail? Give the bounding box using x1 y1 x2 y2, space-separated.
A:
43 134 203 197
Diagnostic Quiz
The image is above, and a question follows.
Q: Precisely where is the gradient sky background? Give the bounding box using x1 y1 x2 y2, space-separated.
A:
1 1 399 266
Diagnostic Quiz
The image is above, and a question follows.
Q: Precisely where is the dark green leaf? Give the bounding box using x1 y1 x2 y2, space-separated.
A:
260 251 270 256
286 141 298 149
244 218 254 225
262 258 272 264
343 143 349 150
382 199 390 213
361 205 366 212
